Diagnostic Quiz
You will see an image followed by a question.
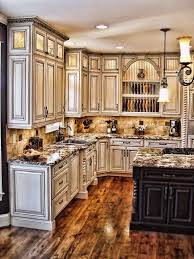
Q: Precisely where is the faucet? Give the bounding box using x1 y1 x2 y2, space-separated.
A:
60 122 72 137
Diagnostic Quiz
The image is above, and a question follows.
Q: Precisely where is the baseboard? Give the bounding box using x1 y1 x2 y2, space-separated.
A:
11 217 56 231
0 213 10 228
76 191 88 199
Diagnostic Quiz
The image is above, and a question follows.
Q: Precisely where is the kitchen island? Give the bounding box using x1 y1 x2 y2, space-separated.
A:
130 148 194 235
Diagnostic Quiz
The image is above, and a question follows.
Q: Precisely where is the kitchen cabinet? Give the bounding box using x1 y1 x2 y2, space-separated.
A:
101 73 119 114
97 139 109 172
102 55 119 72
69 152 79 200
88 72 101 114
89 55 101 72
77 144 97 199
55 62 64 119
65 50 88 117
131 167 194 234
8 17 68 128
162 72 182 116
109 146 125 172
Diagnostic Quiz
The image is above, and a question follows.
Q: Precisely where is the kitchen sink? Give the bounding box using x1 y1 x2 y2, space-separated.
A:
63 139 88 145
163 148 194 155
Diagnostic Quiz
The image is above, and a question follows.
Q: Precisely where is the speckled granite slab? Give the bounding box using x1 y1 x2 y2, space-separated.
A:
133 148 194 169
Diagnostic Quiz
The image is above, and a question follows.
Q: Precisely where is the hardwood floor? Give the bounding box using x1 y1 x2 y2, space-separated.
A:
1 177 194 259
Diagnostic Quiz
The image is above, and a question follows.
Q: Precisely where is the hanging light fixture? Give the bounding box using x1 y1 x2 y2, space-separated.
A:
177 36 193 86
158 28 170 103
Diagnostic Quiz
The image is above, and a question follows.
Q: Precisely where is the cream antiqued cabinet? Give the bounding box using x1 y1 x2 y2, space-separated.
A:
65 51 120 117
7 17 68 129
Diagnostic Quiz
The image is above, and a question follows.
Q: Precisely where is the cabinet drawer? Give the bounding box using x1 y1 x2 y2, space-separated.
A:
52 159 69 177
144 140 181 148
53 186 69 218
52 167 69 198
110 138 143 147
143 169 194 182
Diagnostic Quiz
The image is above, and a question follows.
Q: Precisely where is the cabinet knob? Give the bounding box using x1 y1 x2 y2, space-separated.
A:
45 51 49 54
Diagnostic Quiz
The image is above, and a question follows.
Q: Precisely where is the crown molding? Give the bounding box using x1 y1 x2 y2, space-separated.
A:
0 13 7 25
8 16 69 41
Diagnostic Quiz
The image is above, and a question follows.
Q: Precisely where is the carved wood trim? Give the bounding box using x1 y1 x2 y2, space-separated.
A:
181 86 189 147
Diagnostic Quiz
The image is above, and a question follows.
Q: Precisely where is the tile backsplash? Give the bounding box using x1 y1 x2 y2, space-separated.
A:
7 116 173 159
76 116 171 135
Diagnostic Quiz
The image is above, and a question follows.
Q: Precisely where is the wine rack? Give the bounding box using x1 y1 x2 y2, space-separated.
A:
122 81 160 114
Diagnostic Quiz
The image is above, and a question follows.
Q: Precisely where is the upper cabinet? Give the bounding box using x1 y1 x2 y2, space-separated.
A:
65 50 88 117
89 55 101 72
102 56 119 72
162 56 182 116
8 17 68 129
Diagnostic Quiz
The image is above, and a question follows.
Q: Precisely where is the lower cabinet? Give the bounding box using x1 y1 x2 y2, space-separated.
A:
109 145 138 176
97 139 109 172
131 167 194 234
69 152 79 199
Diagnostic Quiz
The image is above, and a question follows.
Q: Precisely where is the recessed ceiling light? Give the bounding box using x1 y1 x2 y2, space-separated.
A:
116 46 124 49
96 24 108 30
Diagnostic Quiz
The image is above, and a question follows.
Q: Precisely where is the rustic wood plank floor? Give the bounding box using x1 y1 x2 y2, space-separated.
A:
1 177 194 259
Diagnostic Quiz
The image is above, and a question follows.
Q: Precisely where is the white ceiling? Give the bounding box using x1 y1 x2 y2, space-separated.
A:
1 0 194 53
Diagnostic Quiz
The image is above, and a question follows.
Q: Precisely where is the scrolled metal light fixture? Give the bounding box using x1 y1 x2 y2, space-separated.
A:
177 36 193 86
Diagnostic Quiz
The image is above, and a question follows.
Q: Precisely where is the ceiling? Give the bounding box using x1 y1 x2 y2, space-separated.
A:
1 0 194 53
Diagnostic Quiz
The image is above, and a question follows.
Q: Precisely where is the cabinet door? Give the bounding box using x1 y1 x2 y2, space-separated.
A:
86 153 95 184
88 73 101 114
34 27 46 56
97 139 109 172
9 26 30 54
168 184 194 226
126 149 138 172
10 165 49 220
8 55 30 128
142 182 168 224
102 56 119 72
189 91 194 120
33 55 46 124
109 146 125 172
45 59 55 122
101 73 119 114
66 52 79 70
70 153 79 200
56 39 64 62
162 73 182 116
89 56 101 72
82 53 88 71
46 33 56 59
82 71 88 115
55 63 64 119
65 71 79 115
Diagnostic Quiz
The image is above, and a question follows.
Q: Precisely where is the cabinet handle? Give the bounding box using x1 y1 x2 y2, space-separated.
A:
59 199 63 205
162 174 176 178
98 103 100 111
159 143 167 145
169 187 173 200
164 186 168 200
116 104 118 110
59 180 64 185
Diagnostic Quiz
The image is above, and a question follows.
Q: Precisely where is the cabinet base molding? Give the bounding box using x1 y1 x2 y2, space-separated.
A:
76 191 88 199
130 222 194 235
0 213 10 228
11 217 56 231
91 177 98 185
97 172 132 177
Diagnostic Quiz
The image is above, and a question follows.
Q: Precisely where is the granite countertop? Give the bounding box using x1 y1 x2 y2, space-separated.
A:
133 148 194 169
8 133 181 167
74 133 182 141
9 137 97 166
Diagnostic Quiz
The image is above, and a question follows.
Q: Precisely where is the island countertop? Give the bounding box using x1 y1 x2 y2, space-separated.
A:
133 148 194 169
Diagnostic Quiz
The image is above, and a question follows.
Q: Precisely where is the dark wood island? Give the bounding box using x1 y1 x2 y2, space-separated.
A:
130 148 194 235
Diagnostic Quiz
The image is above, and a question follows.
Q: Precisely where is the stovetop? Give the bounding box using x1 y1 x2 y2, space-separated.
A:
163 148 194 155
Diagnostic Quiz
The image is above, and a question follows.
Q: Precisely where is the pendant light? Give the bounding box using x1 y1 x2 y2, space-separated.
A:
158 28 170 103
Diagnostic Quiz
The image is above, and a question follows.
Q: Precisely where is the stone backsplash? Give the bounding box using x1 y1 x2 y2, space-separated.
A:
7 127 55 159
76 116 171 135
7 116 173 159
